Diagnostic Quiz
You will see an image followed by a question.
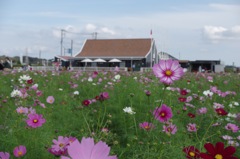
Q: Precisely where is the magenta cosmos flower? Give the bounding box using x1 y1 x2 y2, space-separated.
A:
153 104 173 123
26 113 46 128
47 96 55 104
61 137 117 159
13 145 26 158
0 152 10 159
153 60 184 85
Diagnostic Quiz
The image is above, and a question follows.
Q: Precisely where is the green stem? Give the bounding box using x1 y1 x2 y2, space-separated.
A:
81 111 92 135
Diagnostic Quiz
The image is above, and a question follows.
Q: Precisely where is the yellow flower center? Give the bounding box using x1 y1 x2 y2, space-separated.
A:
59 143 64 147
215 154 223 159
165 70 172 76
144 126 150 130
19 110 23 113
33 119 38 123
189 151 195 157
50 99 53 103
160 112 165 117
18 151 23 156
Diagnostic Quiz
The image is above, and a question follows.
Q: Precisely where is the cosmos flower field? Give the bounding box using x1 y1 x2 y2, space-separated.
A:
0 61 240 159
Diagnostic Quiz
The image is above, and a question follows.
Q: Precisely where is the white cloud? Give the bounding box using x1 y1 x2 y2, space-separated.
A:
203 25 240 42
85 24 97 32
100 27 116 35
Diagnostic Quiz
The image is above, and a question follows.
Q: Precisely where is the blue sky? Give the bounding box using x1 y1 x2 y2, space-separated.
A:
0 0 240 66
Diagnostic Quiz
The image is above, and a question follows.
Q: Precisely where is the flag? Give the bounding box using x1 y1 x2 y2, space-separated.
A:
150 29 152 35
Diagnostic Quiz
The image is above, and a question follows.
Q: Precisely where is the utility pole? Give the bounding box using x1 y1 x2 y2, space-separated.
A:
60 29 65 56
93 32 98 39
26 48 29 65
71 40 73 57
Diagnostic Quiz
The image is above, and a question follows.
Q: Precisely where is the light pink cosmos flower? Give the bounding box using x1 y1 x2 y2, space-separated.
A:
47 96 55 104
52 136 69 152
163 124 177 135
222 135 233 140
153 104 173 123
187 123 197 132
0 152 10 159
13 145 26 157
152 60 184 85
28 107 36 114
237 136 240 140
26 113 46 128
61 137 117 159
197 107 207 114
225 123 239 133
139 122 155 131
16 107 28 114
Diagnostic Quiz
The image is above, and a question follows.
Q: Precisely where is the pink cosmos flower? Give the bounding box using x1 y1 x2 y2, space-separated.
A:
153 104 173 123
225 123 239 133
163 124 177 135
47 96 55 104
26 113 46 128
152 60 184 85
0 152 10 159
139 122 155 131
99 92 109 101
13 145 26 158
61 137 117 159
187 123 197 132
36 90 43 97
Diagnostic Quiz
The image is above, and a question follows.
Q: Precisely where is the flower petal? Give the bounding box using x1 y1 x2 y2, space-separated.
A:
90 141 110 159
222 145 236 157
200 153 214 159
215 142 224 153
204 143 216 155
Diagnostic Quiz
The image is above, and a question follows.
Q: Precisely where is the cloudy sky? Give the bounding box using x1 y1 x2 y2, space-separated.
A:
0 0 240 66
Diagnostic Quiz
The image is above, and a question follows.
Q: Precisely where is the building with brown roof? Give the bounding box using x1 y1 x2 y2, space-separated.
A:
69 38 158 71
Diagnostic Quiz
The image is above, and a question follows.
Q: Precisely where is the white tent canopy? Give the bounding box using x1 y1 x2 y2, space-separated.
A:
81 58 93 62
94 58 106 62
109 58 122 62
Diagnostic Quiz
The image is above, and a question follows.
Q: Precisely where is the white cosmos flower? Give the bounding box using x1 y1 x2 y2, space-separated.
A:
11 89 21 98
19 75 31 81
88 77 93 82
123 107 136 115
227 113 237 118
203 90 213 97
114 74 121 80
234 102 239 106
73 91 79 95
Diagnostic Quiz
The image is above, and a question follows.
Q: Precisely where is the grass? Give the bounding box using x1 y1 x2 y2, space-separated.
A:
0 70 239 158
